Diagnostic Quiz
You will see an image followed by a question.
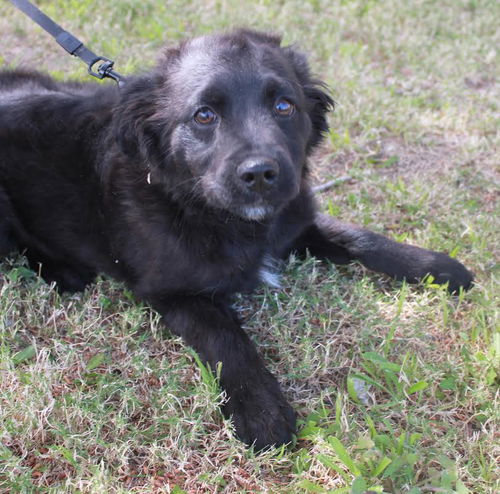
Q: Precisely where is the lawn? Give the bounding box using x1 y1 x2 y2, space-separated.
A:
0 0 498 493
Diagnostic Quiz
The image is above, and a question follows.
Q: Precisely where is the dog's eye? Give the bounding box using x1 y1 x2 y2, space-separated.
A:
194 107 217 125
274 98 295 117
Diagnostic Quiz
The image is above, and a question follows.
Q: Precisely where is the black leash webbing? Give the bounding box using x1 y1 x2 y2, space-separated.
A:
7 0 126 86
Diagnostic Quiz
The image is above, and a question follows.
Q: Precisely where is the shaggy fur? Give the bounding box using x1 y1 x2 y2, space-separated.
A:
0 30 473 450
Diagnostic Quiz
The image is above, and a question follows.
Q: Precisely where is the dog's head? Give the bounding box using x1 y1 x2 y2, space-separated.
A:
116 30 333 221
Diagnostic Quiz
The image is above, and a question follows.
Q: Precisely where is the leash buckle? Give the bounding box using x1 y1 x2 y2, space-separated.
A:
88 57 126 86
88 56 114 79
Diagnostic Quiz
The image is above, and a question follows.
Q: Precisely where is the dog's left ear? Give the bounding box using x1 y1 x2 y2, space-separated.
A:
112 76 165 164
284 46 334 152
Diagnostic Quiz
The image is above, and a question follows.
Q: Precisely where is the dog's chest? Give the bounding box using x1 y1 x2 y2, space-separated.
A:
133 224 270 297
189 234 268 294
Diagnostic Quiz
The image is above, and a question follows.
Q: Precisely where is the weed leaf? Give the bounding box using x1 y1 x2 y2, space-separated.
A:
297 478 325 492
350 476 366 494
371 456 392 477
86 352 107 370
362 352 401 372
407 381 429 394
12 345 36 365
327 437 361 476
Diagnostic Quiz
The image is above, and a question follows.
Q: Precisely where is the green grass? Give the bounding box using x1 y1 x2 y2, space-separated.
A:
0 0 498 492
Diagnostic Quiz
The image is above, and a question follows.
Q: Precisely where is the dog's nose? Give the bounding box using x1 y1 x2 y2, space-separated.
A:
237 160 279 193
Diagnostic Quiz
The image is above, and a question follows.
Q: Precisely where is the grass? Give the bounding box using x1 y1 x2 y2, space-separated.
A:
0 0 498 492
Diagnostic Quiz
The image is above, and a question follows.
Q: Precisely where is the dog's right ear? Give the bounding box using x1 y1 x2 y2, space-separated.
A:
112 75 165 163
303 81 334 152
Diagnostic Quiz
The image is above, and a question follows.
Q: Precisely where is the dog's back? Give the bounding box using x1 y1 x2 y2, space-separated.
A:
0 70 56 103
0 70 118 289
0 69 102 101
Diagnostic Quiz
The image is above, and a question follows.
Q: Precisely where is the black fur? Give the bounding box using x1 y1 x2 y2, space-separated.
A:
0 30 473 450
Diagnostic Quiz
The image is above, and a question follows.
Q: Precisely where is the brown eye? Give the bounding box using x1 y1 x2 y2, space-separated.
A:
274 98 295 117
194 107 217 125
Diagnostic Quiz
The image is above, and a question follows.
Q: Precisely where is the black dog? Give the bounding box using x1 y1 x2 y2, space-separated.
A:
0 30 472 450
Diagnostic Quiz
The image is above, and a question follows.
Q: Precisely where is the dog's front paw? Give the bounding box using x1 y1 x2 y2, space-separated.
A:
425 252 474 294
223 376 296 451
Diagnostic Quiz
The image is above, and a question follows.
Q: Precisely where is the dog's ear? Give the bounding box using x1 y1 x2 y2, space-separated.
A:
112 76 165 163
284 46 334 152
303 81 334 152
233 29 282 47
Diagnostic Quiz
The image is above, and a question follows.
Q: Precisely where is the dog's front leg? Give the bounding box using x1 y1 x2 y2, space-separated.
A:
293 213 473 293
149 295 295 450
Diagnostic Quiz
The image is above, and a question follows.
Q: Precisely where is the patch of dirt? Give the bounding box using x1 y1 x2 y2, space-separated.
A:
312 135 458 183
311 133 499 188
362 134 459 177
464 75 497 90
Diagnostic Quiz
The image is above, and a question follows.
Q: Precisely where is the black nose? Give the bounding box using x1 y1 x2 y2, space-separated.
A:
237 160 279 193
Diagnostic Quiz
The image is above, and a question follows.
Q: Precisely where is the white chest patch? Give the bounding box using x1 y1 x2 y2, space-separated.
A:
258 254 282 288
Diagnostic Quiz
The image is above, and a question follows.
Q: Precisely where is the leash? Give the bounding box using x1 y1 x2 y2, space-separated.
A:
7 0 126 86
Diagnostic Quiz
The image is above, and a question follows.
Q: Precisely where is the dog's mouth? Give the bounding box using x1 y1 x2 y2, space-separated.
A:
200 176 282 221
236 203 275 221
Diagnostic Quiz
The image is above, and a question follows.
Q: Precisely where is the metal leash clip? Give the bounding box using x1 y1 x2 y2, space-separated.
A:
88 57 125 86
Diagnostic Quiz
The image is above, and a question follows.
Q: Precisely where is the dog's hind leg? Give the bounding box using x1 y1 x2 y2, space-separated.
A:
292 213 473 293
0 188 19 257
0 216 17 258
0 188 94 291
24 249 95 293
